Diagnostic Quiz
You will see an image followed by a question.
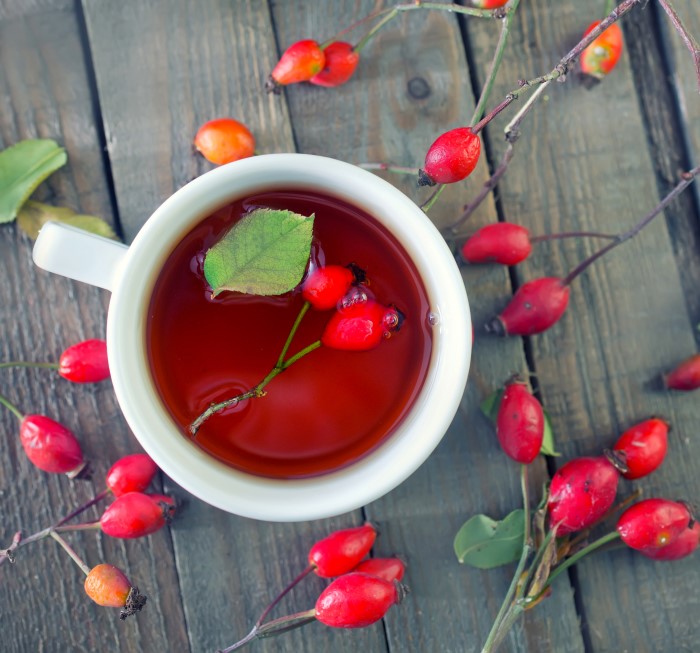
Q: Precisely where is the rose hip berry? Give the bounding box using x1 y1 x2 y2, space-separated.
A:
418 127 481 186
547 456 620 535
662 353 700 391
607 417 669 480
495 378 544 464
472 0 509 7
194 118 255 166
308 522 377 577
485 277 570 336
314 572 405 628
641 521 699 561
310 41 360 87
84 564 147 619
266 39 325 93
617 498 693 551
100 492 173 539
20 414 86 477
106 453 158 496
580 21 624 81
301 264 363 311
352 557 406 583
461 223 532 266
321 300 401 351
58 339 109 383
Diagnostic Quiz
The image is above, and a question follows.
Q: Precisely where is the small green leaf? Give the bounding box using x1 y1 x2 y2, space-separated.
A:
540 410 561 457
17 201 118 241
0 139 67 223
454 509 525 569
204 208 314 297
480 388 503 422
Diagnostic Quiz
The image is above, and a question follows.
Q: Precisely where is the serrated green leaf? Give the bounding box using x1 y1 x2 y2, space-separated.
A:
17 201 118 241
454 509 525 569
480 388 503 422
541 409 561 457
204 208 314 297
0 139 67 223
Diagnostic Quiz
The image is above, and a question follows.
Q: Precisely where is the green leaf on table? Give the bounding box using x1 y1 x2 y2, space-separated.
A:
480 388 503 422
540 409 561 457
204 208 314 297
17 201 118 241
454 509 525 569
0 139 67 223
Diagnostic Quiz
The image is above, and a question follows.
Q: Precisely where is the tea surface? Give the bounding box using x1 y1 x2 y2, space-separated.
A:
147 189 433 478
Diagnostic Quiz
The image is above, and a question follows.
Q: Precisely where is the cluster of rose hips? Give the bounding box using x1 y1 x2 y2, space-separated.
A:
1 451 175 618
217 522 407 652
494 377 697 570
1 340 176 618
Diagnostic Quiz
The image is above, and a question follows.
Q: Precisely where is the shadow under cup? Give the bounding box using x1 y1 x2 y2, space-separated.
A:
95 155 470 521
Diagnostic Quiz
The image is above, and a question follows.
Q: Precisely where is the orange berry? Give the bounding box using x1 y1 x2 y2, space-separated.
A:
194 118 255 165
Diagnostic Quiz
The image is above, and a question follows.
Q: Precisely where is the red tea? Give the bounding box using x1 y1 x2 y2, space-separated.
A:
147 189 432 479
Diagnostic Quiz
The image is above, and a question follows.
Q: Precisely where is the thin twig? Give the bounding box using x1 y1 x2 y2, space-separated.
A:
656 0 700 93
357 162 419 175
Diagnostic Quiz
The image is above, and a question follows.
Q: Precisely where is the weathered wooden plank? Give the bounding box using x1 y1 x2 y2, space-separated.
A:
466 2 700 651
0 3 189 652
79 2 385 652
271 3 584 652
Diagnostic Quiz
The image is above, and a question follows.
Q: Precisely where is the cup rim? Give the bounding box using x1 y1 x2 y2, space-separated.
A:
107 153 471 521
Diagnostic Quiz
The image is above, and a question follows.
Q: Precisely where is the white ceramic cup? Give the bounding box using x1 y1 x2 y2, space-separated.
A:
32 154 471 522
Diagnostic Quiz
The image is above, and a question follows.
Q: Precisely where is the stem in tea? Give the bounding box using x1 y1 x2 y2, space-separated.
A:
189 302 321 435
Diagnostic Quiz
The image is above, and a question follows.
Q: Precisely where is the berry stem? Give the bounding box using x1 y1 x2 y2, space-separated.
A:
0 392 24 421
275 301 311 367
657 0 700 92
562 164 700 286
357 162 419 176
421 184 447 213
49 530 90 576
54 521 102 533
54 488 111 527
0 361 59 370
529 231 618 243
480 465 532 653
470 0 521 128
255 564 314 627
217 610 316 652
533 531 621 599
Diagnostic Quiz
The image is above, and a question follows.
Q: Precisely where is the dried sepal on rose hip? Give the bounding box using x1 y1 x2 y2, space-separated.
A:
84 563 147 619
194 118 255 166
100 492 175 539
605 417 669 480
106 453 158 496
616 498 693 551
495 377 545 464
485 277 570 337
314 572 407 628
662 353 700 391
547 456 620 535
58 339 109 383
310 41 360 87
265 39 325 93
418 127 481 187
580 20 624 83
461 222 532 266
308 522 377 577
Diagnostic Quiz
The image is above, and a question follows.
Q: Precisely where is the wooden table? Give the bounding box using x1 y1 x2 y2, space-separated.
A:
2 2 699 652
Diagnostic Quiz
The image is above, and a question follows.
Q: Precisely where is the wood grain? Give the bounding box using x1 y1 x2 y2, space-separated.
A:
465 2 700 651
0 3 189 652
271 2 583 652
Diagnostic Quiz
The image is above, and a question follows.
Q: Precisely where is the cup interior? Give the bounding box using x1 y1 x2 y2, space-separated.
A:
107 154 471 521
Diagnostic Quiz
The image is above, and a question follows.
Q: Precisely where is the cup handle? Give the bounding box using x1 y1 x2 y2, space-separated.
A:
32 222 129 292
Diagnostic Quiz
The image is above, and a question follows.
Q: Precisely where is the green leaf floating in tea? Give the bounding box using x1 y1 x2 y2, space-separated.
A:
204 208 315 297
